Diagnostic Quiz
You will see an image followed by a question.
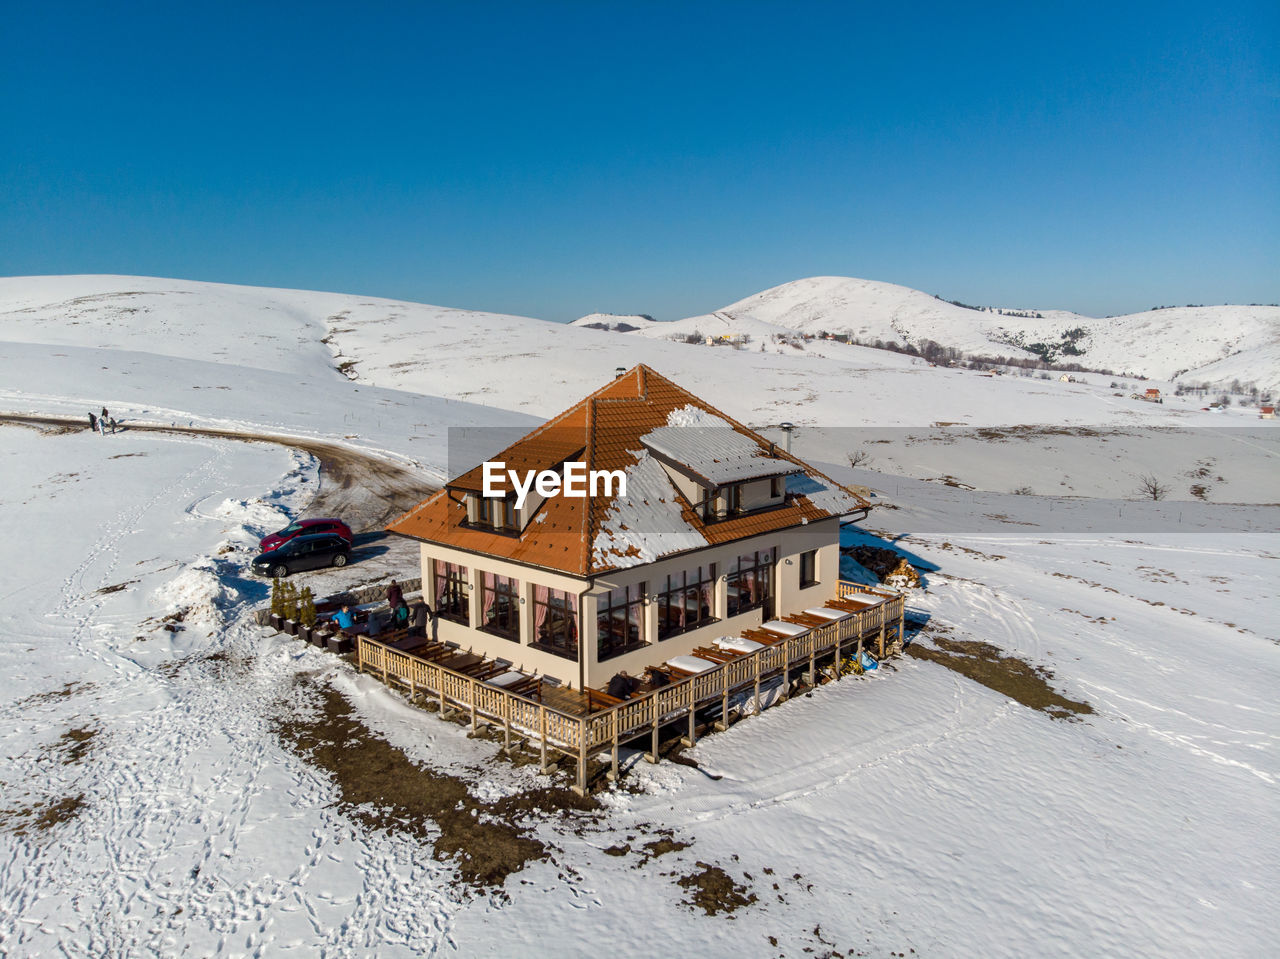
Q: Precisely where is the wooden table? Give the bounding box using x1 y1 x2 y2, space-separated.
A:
440 652 483 673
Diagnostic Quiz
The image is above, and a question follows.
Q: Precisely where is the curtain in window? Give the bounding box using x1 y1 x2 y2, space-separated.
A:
564 593 578 641
534 584 550 638
483 571 496 620
434 560 448 607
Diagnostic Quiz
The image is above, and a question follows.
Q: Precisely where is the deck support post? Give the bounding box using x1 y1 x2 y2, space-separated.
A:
716 684 729 731
608 711 619 782
753 653 761 714
808 641 816 688
646 701 660 764
503 696 511 754
682 685 696 748
573 727 587 798
780 640 791 702
469 679 477 732
834 631 842 681
439 685 447 719
539 707 549 773
898 607 906 654
878 623 886 659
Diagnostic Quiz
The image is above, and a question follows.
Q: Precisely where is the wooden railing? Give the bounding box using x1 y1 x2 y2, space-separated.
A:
356 581 905 795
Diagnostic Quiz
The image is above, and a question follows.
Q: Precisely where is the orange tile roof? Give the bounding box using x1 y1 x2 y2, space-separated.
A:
387 365 870 577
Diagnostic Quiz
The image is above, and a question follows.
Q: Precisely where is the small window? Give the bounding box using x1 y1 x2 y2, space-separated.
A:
476 496 517 532
724 484 745 515
771 476 783 498
799 549 818 588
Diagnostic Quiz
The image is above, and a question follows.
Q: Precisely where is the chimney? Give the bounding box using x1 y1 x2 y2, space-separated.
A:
615 366 626 378
779 422 795 453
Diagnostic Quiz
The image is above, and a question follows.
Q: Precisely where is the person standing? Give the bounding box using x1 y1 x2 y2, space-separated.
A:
88 412 98 433
385 579 403 611
101 407 109 423
97 415 107 436
411 601 429 637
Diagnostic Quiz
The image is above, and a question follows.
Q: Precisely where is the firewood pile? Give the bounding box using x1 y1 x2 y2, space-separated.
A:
843 545 921 587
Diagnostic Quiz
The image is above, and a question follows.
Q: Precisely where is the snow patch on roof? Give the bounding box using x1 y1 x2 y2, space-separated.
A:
786 472 865 516
592 449 706 569
665 404 728 428
643 405 794 484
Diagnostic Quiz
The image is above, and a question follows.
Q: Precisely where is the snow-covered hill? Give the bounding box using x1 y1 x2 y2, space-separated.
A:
614 276 1280 392
1 273 1277 957
569 313 659 332
4 274 1276 501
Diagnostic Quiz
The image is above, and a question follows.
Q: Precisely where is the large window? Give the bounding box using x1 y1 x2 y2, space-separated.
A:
726 548 776 618
480 572 521 641
434 560 470 624
597 584 645 661
799 549 818 588
533 586 578 659
655 565 717 640
475 496 517 532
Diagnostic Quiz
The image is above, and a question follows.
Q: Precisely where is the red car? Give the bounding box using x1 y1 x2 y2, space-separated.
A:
259 517 353 552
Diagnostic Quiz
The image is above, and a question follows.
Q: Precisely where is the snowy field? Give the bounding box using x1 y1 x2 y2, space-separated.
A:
1 276 1277 957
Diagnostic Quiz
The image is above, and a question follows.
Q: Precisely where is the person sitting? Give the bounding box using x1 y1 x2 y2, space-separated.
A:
365 611 383 638
393 600 411 631
331 605 355 632
645 666 670 689
606 670 638 699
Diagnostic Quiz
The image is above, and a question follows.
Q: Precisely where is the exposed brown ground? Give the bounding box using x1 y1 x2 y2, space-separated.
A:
907 631 1092 720
274 678 596 890
676 861 758 915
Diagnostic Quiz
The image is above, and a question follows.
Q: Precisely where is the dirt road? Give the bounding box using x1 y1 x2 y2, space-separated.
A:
0 414 437 532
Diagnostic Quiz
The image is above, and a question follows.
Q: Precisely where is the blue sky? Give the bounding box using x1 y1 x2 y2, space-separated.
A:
2 1 1276 321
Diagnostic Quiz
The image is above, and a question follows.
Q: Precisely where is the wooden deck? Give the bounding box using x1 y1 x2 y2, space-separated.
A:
356 580 905 794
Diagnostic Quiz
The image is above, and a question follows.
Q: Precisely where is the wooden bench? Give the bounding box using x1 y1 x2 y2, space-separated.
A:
587 688 625 711
692 645 740 664
741 628 785 646
782 613 829 629
407 641 455 663
508 676 543 699
456 658 502 679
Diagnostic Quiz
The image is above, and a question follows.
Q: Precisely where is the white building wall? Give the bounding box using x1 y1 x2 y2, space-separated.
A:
419 542 589 687
414 515 843 691
581 517 840 688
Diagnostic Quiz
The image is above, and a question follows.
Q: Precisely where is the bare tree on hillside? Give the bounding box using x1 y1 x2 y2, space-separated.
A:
1136 473 1170 501
848 449 874 469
